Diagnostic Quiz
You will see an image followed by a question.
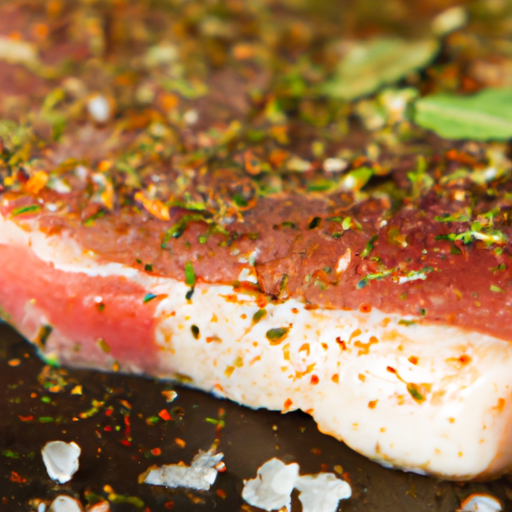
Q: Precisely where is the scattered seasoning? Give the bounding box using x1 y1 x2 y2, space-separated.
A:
265 327 290 344
143 293 158 303
97 338 111 353
10 204 41 216
407 383 425 403
490 285 504 293
185 261 196 287
361 235 378 259
253 308 267 324
158 409 172 421
308 217 321 229
34 324 53 348
191 325 200 339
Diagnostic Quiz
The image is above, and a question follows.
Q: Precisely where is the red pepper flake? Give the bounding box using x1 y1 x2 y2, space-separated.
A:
342 472 352 485
368 400 378 409
216 489 227 499
18 415 33 422
121 439 132 446
8 359 21 367
104 426 113 432
387 366 396 374
151 448 161 456
310 375 319 385
283 398 293 412
158 409 172 421
336 337 347 350
105 409 113 417
10 471 26 484
164 501 175 510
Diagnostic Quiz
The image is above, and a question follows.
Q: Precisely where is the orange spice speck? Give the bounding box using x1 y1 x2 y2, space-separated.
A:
175 438 186 448
310 375 319 385
359 302 372 313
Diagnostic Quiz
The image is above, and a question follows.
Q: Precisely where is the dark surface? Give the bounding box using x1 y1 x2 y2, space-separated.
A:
1 323 512 511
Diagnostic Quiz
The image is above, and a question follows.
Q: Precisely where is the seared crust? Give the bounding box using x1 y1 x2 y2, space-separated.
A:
1 1 512 341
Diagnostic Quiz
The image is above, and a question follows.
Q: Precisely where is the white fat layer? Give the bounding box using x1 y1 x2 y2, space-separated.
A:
242 458 299 512
3 216 512 479
41 441 81 484
143 450 223 490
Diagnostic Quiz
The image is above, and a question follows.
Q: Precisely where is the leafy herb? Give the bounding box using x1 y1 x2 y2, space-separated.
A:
322 38 438 100
490 285 505 293
143 293 157 303
144 263 153 272
415 88 512 141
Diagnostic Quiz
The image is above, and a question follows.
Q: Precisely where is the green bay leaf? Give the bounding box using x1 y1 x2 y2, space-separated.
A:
414 88 512 141
321 38 438 100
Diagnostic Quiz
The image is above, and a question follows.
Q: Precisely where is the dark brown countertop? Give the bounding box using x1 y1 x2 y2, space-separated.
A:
2 323 512 511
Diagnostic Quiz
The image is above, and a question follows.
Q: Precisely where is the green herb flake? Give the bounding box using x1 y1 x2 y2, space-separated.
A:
143 293 157 304
233 193 248 207
265 327 289 344
39 416 54 423
11 204 42 217
361 235 378 259
490 285 505 293
185 260 196 287
399 319 417 326
253 309 267 324
2 450 20 459
97 338 111 353
342 217 352 230
309 217 321 229
191 325 200 339
205 417 225 428
144 263 153 272
407 383 425 403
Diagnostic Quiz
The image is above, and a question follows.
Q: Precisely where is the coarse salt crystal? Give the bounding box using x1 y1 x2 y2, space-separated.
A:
41 441 81 484
142 449 224 491
48 496 83 512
